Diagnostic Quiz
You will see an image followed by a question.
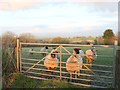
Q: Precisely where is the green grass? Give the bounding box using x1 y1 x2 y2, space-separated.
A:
11 73 81 88
21 46 114 65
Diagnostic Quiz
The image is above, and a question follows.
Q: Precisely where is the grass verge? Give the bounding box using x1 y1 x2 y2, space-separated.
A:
10 73 82 88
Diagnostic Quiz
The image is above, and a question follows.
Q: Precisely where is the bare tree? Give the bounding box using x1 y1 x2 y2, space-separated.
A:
19 33 37 43
2 31 16 47
51 37 69 44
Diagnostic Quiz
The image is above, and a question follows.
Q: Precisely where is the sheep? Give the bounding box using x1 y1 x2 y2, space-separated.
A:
66 48 83 78
85 46 97 67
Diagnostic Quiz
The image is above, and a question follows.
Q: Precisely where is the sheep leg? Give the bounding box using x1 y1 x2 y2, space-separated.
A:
89 59 93 67
52 67 56 75
78 71 80 78
48 67 52 75
75 71 77 78
86 59 89 64
70 72 72 79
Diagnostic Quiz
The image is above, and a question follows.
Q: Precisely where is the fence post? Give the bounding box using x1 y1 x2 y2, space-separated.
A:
60 45 62 80
16 38 20 71
19 43 22 72
113 45 117 88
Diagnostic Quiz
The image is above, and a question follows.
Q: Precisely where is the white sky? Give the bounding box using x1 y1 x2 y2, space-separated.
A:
0 0 119 37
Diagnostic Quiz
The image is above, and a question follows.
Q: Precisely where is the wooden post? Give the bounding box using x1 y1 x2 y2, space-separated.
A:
114 40 118 46
60 45 62 80
16 38 20 71
19 43 22 72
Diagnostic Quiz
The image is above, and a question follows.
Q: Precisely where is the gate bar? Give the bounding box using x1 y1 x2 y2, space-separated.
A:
20 43 114 48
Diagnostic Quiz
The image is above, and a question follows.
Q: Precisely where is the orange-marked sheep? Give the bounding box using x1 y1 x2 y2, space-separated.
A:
44 54 59 70
85 47 97 66
66 48 83 78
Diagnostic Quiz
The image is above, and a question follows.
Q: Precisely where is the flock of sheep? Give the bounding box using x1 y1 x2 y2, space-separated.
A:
29 46 97 78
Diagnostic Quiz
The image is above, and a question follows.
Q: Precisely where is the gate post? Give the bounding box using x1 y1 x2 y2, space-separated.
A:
60 45 62 80
115 49 120 89
16 38 20 71
19 43 22 72
113 45 117 88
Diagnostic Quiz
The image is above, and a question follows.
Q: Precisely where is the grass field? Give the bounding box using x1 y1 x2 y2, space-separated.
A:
21 46 114 65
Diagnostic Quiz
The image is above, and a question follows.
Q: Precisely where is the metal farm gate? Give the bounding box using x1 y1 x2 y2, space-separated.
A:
16 39 116 88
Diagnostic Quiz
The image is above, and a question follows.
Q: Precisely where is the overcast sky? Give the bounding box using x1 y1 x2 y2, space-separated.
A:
0 0 119 38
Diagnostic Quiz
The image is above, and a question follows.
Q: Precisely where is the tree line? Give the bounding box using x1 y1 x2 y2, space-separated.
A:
1 29 119 45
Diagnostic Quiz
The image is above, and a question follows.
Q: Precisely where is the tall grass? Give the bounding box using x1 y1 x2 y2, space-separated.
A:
2 46 17 88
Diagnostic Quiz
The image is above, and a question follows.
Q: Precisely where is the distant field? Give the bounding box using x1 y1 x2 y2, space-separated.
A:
68 37 95 43
43 37 95 43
